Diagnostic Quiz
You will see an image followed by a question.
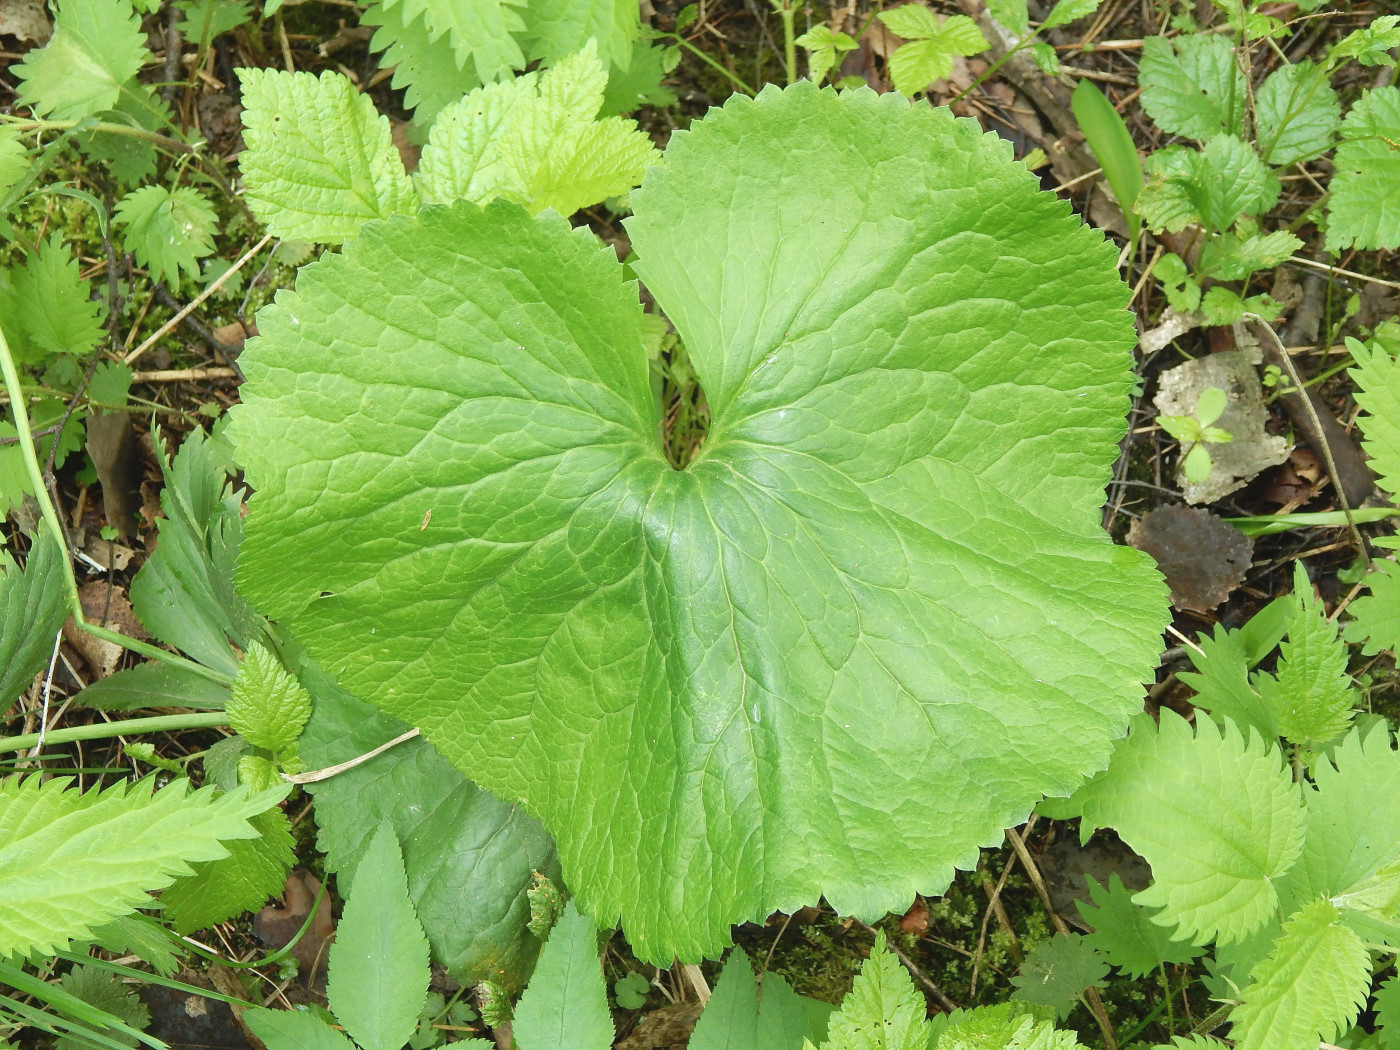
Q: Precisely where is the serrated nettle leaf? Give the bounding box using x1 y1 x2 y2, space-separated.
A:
1077 874 1202 978
1197 228 1302 282
1376 974 1400 1049
522 0 637 71
0 777 288 958
1138 136 1276 236
13 0 149 121
161 807 296 934
1179 622 1279 741
511 900 613 1050
1343 341 1400 654
0 233 107 363
1229 900 1369 1050
361 0 481 127
1139 35 1244 141
54 964 151 1050
0 531 69 711
328 822 431 1050
417 42 657 216
236 67 418 244
1072 710 1304 946
228 643 312 754
114 186 218 286
231 84 1167 962
1327 86 1400 252
807 932 930 1050
380 0 526 82
0 127 28 200
1255 60 1339 168
298 659 558 989
0 398 85 517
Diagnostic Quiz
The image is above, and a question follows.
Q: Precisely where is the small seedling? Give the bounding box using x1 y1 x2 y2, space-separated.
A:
1158 386 1233 482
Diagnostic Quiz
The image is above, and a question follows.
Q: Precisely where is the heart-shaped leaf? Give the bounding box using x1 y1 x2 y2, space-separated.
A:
231 84 1166 962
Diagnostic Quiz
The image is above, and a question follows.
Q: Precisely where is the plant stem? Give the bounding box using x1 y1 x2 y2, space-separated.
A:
0 712 229 754
773 0 800 85
0 326 235 688
671 34 757 95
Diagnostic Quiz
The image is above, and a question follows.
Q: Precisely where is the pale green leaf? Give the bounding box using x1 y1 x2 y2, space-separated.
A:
13 0 149 120
1229 900 1369 1050
1076 874 1202 978
298 659 558 989
378 0 524 82
1073 710 1304 946
1255 61 1339 168
876 4 941 39
229 84 1166 962
1072 79 1142 221
244 1008 356 1050
0 128 29 200
328 822 431 1050
161 808 296 934
228 643 312 754
1344 558 1400 656
114 186 218 286
87 914 183 978
0 776 287 958
887 39 955 94
809 931 930 1050
930 1003 1085 1050
987 0 1028 34
1139 35 1244 141
1199 228 1303 281
1328 86 1400 251
1329 15 1400 68
54 965 150 1050
0 399 85 517
511 900 613 1050
878 12 987 95
361 0 480 127
522 0 636 71
1043 0 1103 30
0 531 69 710
417 42 657 215
176 0 252 43
0 233 107 363
1008 935 1108 1020
235 68 418 244
1135 136 1276 235
1254 564 1354 747
687 950 832 1050
797 26 859 86
1343 339 1400 653
77 83 171 188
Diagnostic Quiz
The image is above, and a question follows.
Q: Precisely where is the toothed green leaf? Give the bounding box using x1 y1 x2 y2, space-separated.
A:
806 931 931 1050
160 807 296 935
0 233 107 363
378 0 524 82
511 901 613 1050
1327 86 1400 252
1139 35 1244 141
0 531 70 711
13 0 149 120
227 643 312 754
1008 935 1108 1020
114 185 218 286
362 1 480 127
1076 874 1203 978
1255 61 1339 168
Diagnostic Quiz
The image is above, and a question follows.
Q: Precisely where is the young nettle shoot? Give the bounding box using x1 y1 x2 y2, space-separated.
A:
1159 386 1233 483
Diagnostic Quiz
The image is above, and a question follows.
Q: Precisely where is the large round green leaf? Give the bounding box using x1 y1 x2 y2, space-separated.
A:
231 83 1167 962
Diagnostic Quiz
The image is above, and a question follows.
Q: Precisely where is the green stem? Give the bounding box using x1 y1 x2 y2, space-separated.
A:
774 0 799 85
0 712 229 754
669 34 757 95
0 326 235 690
950 32 1038 106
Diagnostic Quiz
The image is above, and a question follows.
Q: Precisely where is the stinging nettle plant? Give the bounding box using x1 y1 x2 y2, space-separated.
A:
229 82 1169 963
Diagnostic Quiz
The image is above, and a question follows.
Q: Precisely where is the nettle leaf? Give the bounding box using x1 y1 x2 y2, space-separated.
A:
379 0 525 82
1377 974 1400 1050
298 660 559 989
688 950 832 1050
0 776 286 957
806 931 930 1050
1228 900 1369 1050
1139 35 1244 141
236 68 418 244
328 823 431 1050
0 233 107 363
1255 61 1339 169
1008 935 1108 1020
13 0 149 120
0 532 69 711
522 0 637 71
230 84 1166 962
114 186 218 286
362 1 480 127
1070 710 1304 946
227 643 312 754
876 7 987 96
1076 874 1203 978
417 42 658 216
160 807 295 934
511 901 613 1050
1327 86 1400 252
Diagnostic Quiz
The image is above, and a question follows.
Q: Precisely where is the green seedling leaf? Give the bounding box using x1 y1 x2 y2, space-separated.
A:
1195 387 1226 427
361 0 481 127
805 931 930 1050
13 0 149 120
328 822 432 1050
299 660 558 988
376 0 525 82
114 186 218 286
227 643 312 754
236 67 418 244
417 42 658 216
1071 710 1304 946
161 807 296 934
512 901 613 1050
1255 61 1339 168
1181 442 1212 483
0 776 288 958
1071 80 1142 244
1327 86 1400 252
1229 900 1368 1050
0 233 107 363
1009 934 1108 1019
230 84 1167 962
876 8 987 95
1077 874 1202 978
1139 34 1244 141
796 26 859 86
613 971 650 1009
244 1008 356 1050
687 950 831 1049
0 531 69 710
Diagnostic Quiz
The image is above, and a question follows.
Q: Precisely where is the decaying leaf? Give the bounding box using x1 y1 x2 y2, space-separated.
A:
1127 505 1254 613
